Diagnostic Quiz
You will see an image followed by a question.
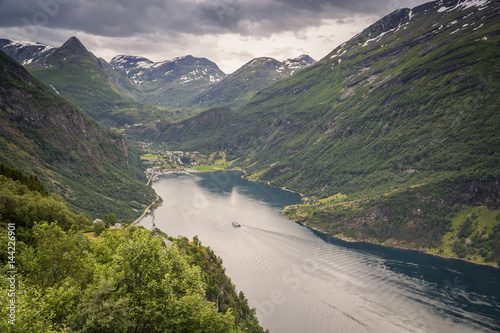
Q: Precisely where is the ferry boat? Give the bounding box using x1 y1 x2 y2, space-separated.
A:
232 221 241 228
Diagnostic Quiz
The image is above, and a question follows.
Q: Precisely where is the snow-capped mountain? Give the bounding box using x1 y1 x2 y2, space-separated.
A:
280 55 316 75
110 54 226 107
111 54 227 85
0 39 55 68
0 36 314 109
109 55 155 71
190 55 316 107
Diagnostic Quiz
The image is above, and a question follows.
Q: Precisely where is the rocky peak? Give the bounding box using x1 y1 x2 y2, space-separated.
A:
61 36 86 50
282 55 316 73
55 36 90 58
0 38 55 68
110 55 154 70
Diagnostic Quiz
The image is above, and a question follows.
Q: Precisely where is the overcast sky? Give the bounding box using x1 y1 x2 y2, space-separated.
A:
0 0 431 73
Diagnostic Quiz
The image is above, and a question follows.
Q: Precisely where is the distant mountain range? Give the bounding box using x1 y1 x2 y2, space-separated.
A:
190 55 315 108
0 37 315 119
110 54 226 107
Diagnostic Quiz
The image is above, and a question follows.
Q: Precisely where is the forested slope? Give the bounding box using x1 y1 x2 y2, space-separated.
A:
0 169 266 332
0 50 155 220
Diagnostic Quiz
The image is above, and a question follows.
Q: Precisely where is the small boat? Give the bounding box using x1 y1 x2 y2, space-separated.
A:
232 221 241 228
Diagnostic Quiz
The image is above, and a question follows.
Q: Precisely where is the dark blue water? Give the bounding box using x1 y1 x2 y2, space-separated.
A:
141 171 500 333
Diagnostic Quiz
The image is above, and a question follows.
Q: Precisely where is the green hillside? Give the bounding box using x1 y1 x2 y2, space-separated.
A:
229 2 499 196
0 50 155 220
26 37 178 127
189 56 315 108
158 0 500 264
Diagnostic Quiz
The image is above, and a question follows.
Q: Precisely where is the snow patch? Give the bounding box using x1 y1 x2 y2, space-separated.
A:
408 10 414 20
209 75 221 83
8 40 54 51
473 23 484 30
50 84 60 95
331 49 346 58
438 0 489 12
135 61 154 69
362 28 395 47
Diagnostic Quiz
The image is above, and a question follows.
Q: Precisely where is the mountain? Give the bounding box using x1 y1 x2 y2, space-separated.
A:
0 38 55 68
111 54 226 107
0 37 176 126
0 49 156 220
190 55 316 108
166 0 500 196
0 37 313 125
159 0 500 263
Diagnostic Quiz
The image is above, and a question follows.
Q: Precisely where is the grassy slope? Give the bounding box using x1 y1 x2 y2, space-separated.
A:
30 62 178 127
232 12 499 197
190 58 292 108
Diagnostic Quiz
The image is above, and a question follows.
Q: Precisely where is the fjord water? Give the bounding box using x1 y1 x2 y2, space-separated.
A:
140 171 500 333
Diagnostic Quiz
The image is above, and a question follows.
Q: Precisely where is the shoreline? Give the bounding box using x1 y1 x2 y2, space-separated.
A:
290 217 500 269
239 170 305 198
132 194 162 226
147 167 499 269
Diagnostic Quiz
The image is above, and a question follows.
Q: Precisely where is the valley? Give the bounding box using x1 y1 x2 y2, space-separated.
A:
1 0 499 331
1 0 498 266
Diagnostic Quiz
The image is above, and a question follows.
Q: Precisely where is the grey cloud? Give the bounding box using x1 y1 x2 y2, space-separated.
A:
0 0 430 39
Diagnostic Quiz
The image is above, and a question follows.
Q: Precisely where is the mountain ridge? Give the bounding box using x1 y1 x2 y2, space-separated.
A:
2 36 181 126
190 55 316 108
0 38 56 68
0 37 316 117
110 53 226 107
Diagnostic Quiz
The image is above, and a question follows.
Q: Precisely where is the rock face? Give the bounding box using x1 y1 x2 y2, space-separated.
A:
0 50 154 219
451 180 500 210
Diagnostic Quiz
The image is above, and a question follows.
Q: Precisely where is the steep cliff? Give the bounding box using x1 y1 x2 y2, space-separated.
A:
0 50 155 219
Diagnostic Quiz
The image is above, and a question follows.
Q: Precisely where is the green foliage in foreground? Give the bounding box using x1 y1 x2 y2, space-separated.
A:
165 233 266 332
0 164 48 197
0 175 89 232
1 225 241 332
0 173 265 332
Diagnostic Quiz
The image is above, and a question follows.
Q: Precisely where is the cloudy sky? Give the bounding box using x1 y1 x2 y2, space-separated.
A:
0 0 431 73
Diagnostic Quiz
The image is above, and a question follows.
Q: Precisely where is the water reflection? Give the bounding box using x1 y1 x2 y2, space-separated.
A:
141 171 500 333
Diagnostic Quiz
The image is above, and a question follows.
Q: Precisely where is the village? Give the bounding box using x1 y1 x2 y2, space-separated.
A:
139 143 229 183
